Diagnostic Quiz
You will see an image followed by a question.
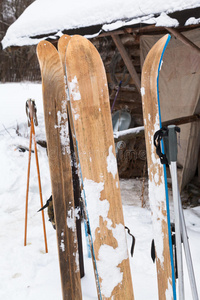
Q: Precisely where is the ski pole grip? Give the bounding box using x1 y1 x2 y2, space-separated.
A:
168 125 177 162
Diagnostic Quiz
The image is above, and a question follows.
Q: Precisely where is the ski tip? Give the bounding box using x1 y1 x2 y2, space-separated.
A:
58 34 71 51
37 40 54 55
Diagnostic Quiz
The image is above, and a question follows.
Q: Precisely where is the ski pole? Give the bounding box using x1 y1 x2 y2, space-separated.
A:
168 125 184 300
177 185 199 300
24 122 33 246
25 99 48 253
168 166 199 300
31 115 48 253
155 126 199 300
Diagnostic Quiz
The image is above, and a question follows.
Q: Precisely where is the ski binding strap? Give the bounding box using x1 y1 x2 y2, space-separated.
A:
154 126 180 165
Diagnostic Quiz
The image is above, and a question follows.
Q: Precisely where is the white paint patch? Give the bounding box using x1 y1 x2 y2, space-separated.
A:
83 178 128 297
68 76 81 101
148 112 166 267
141 86 145 96
67 207 76 232
55 100 70 155
159 60 163 71
106 145 117 179
72 107 80 120
83 179 109 242
75 250 80 273
97 223 128 298
165 278 173 299
60 231 65 252
116 181 119 189
149 178 165 267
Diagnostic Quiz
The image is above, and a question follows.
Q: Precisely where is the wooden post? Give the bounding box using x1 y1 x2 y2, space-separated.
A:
111 34 141 93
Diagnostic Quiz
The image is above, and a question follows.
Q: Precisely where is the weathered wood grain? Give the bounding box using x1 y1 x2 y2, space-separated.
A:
141 34 174 299
65 35 134 300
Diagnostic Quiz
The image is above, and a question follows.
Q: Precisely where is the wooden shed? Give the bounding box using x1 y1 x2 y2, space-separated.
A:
1 0 200 190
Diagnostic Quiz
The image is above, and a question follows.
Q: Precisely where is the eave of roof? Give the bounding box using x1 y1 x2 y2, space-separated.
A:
1 5 200 49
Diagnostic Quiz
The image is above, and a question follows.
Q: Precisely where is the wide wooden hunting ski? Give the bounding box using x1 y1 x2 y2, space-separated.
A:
65 35 134 300
141 34 176 299
37 41 82 300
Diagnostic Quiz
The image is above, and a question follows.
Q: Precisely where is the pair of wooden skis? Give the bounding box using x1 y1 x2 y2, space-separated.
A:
37 35 134 299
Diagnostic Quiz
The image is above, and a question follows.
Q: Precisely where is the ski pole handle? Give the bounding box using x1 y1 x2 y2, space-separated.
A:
168 125 179 162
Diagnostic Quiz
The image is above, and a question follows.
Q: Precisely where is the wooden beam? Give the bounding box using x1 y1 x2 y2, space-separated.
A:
114 113 200 142
162 113 200 127
111 34 141 93
165 27 200 57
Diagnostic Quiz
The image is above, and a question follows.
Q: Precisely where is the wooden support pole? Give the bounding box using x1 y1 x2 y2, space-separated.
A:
111 34 141 93
165 27 200 57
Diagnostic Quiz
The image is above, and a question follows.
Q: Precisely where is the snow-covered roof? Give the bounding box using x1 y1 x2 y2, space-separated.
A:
1 0 200 49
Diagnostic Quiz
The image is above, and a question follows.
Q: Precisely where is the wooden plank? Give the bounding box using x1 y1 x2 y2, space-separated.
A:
111 34 141 93
66 35 134 300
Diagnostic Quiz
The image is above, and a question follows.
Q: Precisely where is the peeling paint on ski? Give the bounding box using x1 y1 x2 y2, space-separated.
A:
141 34 175 300
65 35 134 300
36 40 82 300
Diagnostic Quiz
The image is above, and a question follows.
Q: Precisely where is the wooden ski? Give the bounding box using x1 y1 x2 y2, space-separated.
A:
65 35 134 300
58 34 85 278
141 34 176 299
37 41 82 300
58 34 101 299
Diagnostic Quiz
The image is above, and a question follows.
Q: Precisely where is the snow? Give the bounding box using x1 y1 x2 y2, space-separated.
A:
154 12 179 27
113 125 144 139
0 82 200 299
185 17 200 26
2 0 200 48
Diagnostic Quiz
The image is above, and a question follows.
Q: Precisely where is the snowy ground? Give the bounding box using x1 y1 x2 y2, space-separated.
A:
0 82 200 300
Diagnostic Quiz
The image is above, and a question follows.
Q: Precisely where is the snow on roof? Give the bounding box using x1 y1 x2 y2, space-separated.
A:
1 0 200 49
